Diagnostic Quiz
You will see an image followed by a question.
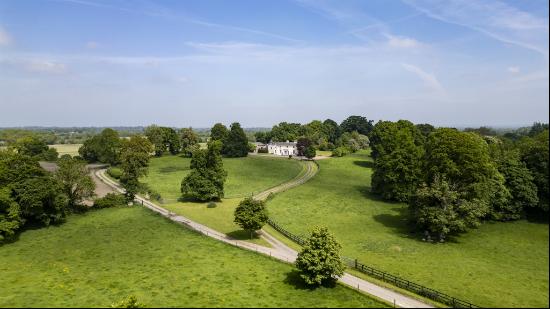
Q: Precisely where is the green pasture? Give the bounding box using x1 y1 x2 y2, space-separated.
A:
0 207 387 307
266 150 549 308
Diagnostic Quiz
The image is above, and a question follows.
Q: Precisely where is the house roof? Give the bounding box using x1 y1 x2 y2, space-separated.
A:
269 142 297 146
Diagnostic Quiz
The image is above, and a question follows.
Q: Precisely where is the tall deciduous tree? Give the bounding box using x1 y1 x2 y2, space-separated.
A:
181 141 227 201
295 227 345 286
222 122 248 158
340 115 373 136
119 135 154 202
409 175 487 241
233 197 268 238
0 187 21 242
210 123 228 141
79 128 121 165
519 129 549 212
370 120 424 202
180 127 200 157
54 156 96 209
12 176 69 226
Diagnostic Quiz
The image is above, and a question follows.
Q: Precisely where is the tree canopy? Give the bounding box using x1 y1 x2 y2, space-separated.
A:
295 227 345 286
340 115 374 136
119 135 154 201
222 122 249 158
181 141 227 201
233 197 268 238
79 128 121 165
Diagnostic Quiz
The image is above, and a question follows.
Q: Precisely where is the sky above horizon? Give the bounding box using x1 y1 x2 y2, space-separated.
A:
0 0 548 128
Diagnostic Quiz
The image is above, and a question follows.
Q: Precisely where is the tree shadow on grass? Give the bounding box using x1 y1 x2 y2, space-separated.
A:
283 270 338 290
372 206 414 236
226 230 263 241
354 185 402 204
525 208 550 224
353 160 374 169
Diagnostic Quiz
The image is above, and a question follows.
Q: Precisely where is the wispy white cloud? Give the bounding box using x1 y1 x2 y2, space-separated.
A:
24 60 67 74
403 0 549 56
385 34 422 48
507 66 520 73
0 26 13 46
401 63 445 94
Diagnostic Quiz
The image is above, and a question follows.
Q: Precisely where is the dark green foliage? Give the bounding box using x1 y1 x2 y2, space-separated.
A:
0 150 45 186
424 128 508 201
490 146 538 220
221 122 248 158
270 122 302 142
340 115 373 136
322 119 341 144
93 193 127 209
528 122 548 137
254 131 272 144
210 123 228 141
144 125 180 156
163 127 181 155
119 136 154 201
233 197 268 238
0 188 21 242
296 137 312 157
519 129 549 211
304 146 316 159
409 176 488 240
181 141 227 201
370 120 424 202
295 227 345 286
180 127 200 157
79 128 122 165
415 123 435 138
54 156 95 209
11 176 68 226
12 135 49 157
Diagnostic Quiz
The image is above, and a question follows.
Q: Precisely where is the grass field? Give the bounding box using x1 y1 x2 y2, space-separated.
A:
0 207 387 307
49 144 82 157
266 150 549 308
141 155 303 245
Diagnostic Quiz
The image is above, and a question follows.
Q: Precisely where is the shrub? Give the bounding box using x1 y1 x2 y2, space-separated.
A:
257 147 268 154
93 193 126 209
332 147 350 157
107 167 122 179
207 201 217 208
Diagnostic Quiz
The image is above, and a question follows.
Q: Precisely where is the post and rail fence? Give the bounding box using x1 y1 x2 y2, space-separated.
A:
267 218 479 308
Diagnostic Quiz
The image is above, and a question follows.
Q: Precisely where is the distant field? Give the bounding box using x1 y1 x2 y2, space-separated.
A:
266 150 549 307
0 207 386 307
141 155 303 244
316 150 332 157
49 144 82 156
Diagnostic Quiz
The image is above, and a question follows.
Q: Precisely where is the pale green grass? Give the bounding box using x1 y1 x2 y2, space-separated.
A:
49 144 82 157
142 155 303 246
0 207 387 308
316 150 332 157
267 150 549 308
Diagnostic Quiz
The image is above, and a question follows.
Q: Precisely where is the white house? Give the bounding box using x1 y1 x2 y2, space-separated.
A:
267 141 298 156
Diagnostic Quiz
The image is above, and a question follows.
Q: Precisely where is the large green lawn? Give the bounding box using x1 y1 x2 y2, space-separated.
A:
143 155 303 201
0 207 387 307
267 150 549 308
141 155 303 245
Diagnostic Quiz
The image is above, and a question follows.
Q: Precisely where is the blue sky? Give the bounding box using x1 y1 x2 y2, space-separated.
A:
0 0 548 127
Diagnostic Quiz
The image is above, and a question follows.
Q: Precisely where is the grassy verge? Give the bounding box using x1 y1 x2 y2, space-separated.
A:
0 207 388 308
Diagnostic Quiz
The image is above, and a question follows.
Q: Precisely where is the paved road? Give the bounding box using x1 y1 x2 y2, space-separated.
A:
94 162 432 308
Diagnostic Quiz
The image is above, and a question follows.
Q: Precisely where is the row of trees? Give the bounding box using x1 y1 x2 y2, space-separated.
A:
0 151 96 242
369 121 549 241
254 116 372 155
144 125 200 157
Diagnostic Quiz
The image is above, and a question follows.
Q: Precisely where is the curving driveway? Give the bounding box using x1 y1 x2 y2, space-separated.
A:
94 160 432 308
